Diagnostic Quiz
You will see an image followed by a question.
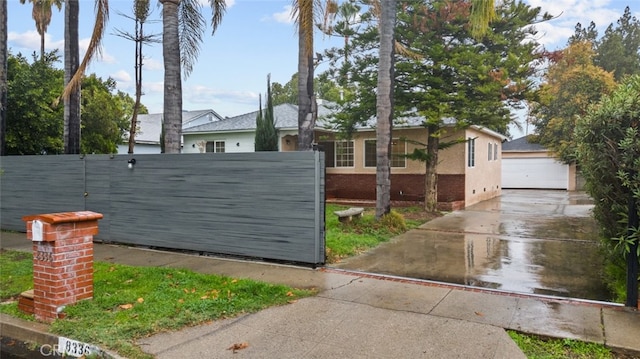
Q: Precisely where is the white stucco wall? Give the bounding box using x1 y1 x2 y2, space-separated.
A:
182 132 257 153
117 143 161 154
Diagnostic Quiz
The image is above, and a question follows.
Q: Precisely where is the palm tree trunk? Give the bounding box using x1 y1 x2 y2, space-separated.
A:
64 0 81 154
297 0 315 151
160 0 182 154
40 32 45 61
375 0 395 219
0 0 7 156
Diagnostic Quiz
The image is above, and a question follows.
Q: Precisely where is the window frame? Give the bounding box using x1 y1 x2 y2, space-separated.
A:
205 140 226 153
364 139 406 168
467 138 475 168
334 140 355 168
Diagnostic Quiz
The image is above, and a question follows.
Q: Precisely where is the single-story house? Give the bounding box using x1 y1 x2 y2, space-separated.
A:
318 121 507 210
183 103 508 210
501 135 580 190
182 103 335 153
117 109 225 154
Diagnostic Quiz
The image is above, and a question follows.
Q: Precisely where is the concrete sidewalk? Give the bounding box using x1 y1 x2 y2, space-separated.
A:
1 231 639 358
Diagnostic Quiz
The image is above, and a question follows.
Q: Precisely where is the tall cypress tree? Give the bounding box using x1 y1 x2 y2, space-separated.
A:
255 74 279 151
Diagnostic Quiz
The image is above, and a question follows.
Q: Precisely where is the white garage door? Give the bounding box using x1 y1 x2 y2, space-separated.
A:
502 157 569 189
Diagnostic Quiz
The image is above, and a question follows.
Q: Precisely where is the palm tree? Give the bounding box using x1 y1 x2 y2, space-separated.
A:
293 0 317 151
293 0 338 151
60 0 109 154
63 0 81 154
159 0 226 154
19 0 63 61
374 0 495 217
0 0 7 156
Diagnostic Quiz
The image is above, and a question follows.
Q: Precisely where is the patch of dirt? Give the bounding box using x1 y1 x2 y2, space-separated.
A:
401 210 443 222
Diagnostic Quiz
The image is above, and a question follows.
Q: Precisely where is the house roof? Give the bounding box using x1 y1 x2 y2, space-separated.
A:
129 109 224 145
183 109 225 127
133 113 163 145
502 135 547 152
184 104 508 142
183 103 335 134
354 115 508 141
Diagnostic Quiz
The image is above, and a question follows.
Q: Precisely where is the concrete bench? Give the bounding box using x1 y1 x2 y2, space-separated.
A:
334 207 365 223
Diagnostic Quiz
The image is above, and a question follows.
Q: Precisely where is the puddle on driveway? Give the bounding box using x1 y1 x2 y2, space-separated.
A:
333 190 612 302
334 231 611 301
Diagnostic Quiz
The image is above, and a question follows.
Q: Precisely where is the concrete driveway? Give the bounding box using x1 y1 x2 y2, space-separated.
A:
333 190 612 302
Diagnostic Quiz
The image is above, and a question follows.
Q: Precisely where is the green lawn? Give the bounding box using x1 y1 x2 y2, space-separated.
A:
0 250 314 359
325 203 433 263
507 331 620 359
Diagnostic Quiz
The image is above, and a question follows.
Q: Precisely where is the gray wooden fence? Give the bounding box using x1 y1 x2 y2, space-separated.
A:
1 152 325 265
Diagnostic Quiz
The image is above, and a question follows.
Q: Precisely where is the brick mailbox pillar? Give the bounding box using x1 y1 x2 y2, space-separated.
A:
21 211 103 323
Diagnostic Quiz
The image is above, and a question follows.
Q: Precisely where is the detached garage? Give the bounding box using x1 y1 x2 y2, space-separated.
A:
502 136 578 190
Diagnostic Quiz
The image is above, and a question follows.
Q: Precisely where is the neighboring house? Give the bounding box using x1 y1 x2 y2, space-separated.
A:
183 103 508 210
117 109 225 154
182 102 335 153
502 135 579 190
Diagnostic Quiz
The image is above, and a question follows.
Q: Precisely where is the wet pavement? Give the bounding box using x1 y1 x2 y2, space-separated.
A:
2 206 640 358
334 190 612 302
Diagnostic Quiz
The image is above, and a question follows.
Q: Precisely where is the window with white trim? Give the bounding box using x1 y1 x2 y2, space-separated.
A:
488 142 492 161
335 141 354 167
493 143 498 160
467 138 475 167
206 141 225 153
364 139 406 168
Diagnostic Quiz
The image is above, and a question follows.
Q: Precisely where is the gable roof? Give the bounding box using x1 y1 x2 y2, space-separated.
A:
182 109 225 127
128 109 224 145
502 135 547 152
183 103 335 134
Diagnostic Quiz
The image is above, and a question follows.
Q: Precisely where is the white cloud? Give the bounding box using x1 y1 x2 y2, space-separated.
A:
524 0 628 50
143 58 163 71
143 81 165 95
79 38 116 64
199 0 235 7
8 30 63 55
111 70 132 83
269 5 294 24
183 84 259 115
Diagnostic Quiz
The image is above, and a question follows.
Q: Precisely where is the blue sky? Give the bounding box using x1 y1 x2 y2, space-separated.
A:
6 0 638 125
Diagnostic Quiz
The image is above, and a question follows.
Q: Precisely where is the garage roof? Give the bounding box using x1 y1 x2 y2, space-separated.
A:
503 136 547 152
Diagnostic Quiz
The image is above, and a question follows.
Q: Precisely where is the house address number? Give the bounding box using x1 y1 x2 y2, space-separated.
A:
58 337 98 357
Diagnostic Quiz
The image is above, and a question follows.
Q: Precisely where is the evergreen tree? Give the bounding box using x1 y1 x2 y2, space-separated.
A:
321 0 548 211
255 74 279 151
595 7 640 82
6 51 138 155
81 74 131 154
567 7 640 82
6 51 64 155
568 21 597 46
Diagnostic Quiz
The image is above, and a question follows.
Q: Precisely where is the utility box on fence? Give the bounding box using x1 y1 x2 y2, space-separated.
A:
20 211 103 323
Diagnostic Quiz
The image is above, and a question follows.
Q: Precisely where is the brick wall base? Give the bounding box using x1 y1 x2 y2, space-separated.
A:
326 174 465 207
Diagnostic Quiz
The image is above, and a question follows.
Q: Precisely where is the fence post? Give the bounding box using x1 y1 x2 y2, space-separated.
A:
21 211 103 322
